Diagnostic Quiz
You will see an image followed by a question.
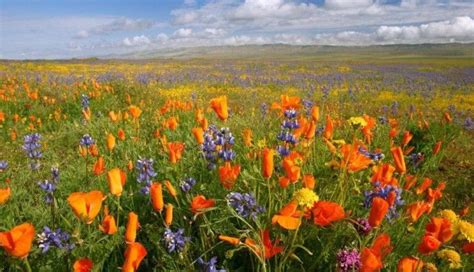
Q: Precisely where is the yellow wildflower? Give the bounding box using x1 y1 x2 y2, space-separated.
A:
437 249 462 269
458 220 474 242
439 209 460 235
348 117 367 128
293 188 319 208
423 262 438 272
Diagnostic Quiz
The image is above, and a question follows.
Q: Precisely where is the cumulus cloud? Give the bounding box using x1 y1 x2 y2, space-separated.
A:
325 0 374 9
75 17 156 39
173 28 193 38
123 35 151 47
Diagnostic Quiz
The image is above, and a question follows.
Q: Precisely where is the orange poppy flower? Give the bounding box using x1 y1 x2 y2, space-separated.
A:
67 191 105 224
323 115 334 140
100 213 117 235
418 235 441 255
311 106 320 121
361 114 376 144
339 143 373 173
73 258 93 272
0 187 11 205
261 229 284 259
360 233 392 272
272 201 302 230
402 131 413 147
406 202 430 223
118 128 126 141
82 108 92 121
107 168 126 196
368 197 389 227
311 201 345 227
167 142 185 164
108 111 118 122
125 212 139 243
219 162 240 189
404 175 417 190
425 217 452 243
192 127 204 144
150 183 164 212
371 164 398 187
415 178 432 195
93 156 105 176
443 112 452 123
165 204 173 226
391 146 406 173
210 96 228 121
432 141 442 155
191 195 215 214
389 128 399 141
166 116 178 130
164 180 177 199
262 148 274 179
302 174 316 189
123 242 147 272
88 144 99 157
397 256 423 272
128 105 142 119
219 235 240 245
271 95 301 112
242 128 253 146
0 223 35 259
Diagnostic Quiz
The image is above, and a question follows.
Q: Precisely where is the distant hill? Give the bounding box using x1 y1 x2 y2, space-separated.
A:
102 43 474 61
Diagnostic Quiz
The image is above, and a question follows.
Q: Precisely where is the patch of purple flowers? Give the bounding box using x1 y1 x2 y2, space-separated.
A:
23 133 42 170
197 256 226 272
201 125 236 170
336 248 361 272
163 228 190 253
79 134 95 147
37 226 75 253
364 182 404 220
135 158 157 195
277 109 299 157
353 218 372 236
358 146 384 162
180 177 196 192
0 160 8 172
226 192 265 221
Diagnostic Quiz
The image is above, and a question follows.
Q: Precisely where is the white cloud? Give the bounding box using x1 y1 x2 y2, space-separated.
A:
173 28 193 38
325 0 374 9
123 35 151 47
75 17 156 39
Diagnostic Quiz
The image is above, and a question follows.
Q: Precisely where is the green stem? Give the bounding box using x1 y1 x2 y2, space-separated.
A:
24 257 32 272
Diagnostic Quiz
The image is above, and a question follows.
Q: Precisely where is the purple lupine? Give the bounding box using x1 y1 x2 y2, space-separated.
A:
200 125 236 170
358 146 385 162
463 117 474 131
260 102 268 117
180 177 196 192
197 256 226 272
51 166 60 183
364 182 404 219
0 160 8 172
23 133 42 170
81 94 90 109
163 228 190 253
353 218 372 236
135 158 157 195
79 134 95 147
37 226 75 253
226 192 265 221
277 109 299 157
408 152 424 169
336 248 361 272
38 180 56 204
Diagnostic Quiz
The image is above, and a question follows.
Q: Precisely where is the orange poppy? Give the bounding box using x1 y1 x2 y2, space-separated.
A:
73 258 93 272
128 105 142 119
191 195 215 214
242 128 253 146
391 146 406 173
404 175 417 190
123 242 147 272
210 96 228 121
397 256 423 272
107 168 126 196
150 183 164 212
108 111 118 122
0 187 11 205
462 242 474 254
361 114 376 144
125 212 139 243
415 178 432 195
82 108 92 121
219 235 240 245
88 144 99 157
271 95 301 112
167 142 185 164
371 164 398 187
192 127 204 144
165 116 178 130
323 115 334 140
272 201 302 230
67 191 105 224
219 162 240 189
418 235 441 255
360 233 392 272
311 106 320 121
302 174 316 189
406 202 430 223
339 143 373 173
432 141 442 155
402 131 413 147
93 156 105 176
164 180 177 199
165 204 173 226
443 112 452 123
100 214 117 235
118 128 126 141
262 148 274 179
0 223 35 259
368 197 389 227
425 217 452 243
310 201 345 227
261 229 284 259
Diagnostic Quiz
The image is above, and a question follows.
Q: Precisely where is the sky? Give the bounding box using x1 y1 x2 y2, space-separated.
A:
0 0 473 59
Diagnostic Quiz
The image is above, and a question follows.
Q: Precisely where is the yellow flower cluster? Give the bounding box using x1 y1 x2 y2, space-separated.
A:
293 188 319 208
437 249 462 269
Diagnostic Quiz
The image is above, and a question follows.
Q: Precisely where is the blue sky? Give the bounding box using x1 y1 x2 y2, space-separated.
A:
1 0 473 59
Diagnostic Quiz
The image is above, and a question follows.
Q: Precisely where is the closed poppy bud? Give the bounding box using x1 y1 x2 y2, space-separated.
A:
279 176 291 188
404 175 417 190
391 146 406 173
242 128 252 146
106 133 116 151
166 116 178 130
88 144 99 157
443 112 452 123
219 235 240 245
433 141 442 155
125 212 139 243
406 202 429 223
167 142 185 164
302 174 316 189
402 131 413 147
109 111 118 122
389 128 399 139
200 117 208 130
397 256 423 272
418 235 441 254
153 128 161 139
415 178 432 195
118 129 126 141
191 195 215 213
323 115 333 140
210 96 229 121
191 127 204 144
123 242 147 272
127 160 133 171
93 156 105 176
150 183 164 212
164 180 177 199
10 130 17 141
100 214 117 235
0 187 11 205
107 168 126 196
369 197 389 227
165 204 173 226
262 148 274 179
305 120 317 139
82 108 92 121
0 223 35 259
311 106 319 121
79 146 88 157
73 258 93 272
404 146 415 155
128 105 142 119
67 191 105 224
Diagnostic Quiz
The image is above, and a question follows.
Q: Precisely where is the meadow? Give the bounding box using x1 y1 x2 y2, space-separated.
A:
0 55 473 271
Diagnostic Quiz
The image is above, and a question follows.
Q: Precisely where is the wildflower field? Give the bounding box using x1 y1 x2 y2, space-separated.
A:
0 57 473 272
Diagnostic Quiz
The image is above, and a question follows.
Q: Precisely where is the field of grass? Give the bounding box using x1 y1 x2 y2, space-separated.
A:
0 55 473 271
